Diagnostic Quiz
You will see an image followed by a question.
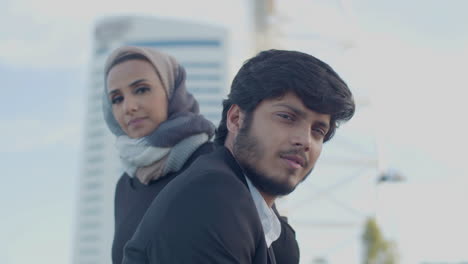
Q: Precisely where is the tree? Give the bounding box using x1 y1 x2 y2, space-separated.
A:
362 217 399 264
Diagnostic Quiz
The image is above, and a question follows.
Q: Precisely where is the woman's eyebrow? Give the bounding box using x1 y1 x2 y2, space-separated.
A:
108 79 148 95
108 89 119 96
129 79 148 87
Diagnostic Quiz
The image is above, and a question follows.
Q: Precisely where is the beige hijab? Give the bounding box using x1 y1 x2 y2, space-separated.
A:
103 46 214 184
103 46 215 184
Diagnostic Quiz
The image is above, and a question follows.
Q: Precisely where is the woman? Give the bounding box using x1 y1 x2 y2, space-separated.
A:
103 46 299 264
103 46 215 264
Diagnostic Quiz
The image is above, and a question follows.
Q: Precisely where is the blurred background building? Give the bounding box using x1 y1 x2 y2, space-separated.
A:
73 16 228 264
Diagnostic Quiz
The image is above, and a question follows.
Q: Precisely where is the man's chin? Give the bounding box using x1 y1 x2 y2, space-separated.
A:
253 176 298 196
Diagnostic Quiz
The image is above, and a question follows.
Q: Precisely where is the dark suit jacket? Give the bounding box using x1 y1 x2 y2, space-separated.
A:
123 146 298 264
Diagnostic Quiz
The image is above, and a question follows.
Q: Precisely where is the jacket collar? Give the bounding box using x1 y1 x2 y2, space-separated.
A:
212 145 249 188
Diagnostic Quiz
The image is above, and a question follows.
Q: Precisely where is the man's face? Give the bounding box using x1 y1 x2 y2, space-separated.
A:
232 92 331 196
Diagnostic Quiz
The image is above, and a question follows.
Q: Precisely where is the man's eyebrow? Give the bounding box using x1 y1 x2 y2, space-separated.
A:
315 120 330 131
272 103 307 118
273 103 331 130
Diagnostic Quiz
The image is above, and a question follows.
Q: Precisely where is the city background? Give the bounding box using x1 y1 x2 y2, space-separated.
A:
1 0 467 263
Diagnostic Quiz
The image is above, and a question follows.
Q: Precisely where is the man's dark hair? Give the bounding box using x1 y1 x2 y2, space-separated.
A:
214 49 355 145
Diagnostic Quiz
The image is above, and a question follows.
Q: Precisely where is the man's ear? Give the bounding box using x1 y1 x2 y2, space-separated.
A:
226 104 244 134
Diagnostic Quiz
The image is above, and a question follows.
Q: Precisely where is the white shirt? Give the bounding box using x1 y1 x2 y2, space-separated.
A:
245 176 282 247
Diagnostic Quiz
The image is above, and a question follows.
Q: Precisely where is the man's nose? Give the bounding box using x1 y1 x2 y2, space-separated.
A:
291 127 311 152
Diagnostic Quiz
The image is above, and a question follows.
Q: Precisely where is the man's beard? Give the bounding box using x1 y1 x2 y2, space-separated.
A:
232 113 312 196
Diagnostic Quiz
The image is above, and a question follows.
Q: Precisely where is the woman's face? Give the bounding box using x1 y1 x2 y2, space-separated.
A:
106 59 168 138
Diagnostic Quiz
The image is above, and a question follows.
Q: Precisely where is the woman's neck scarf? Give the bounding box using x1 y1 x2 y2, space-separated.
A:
102 46 215 184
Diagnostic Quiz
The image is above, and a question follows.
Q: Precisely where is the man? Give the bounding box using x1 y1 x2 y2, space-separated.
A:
123 49 355 264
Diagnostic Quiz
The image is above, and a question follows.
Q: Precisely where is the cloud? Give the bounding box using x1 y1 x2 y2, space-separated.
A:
0 16 92 69
278 0 361 45
1 197 74 264
0 119 82 153
379 182 468 262
0 0 250 70
333 32 468 176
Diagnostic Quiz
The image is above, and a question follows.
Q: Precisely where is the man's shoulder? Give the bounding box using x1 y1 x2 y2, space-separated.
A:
166 149 251 206
127 147 265 263
176 146 244 186
150 147 255 218
180 141 216 170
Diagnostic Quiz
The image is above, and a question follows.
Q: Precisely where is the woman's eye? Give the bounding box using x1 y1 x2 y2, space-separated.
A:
111 96 123 104
135 87 150 94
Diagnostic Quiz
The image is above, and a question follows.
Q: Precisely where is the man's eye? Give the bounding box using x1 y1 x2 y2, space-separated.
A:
312 128 326 137
278 113 294 121
111 96 123 104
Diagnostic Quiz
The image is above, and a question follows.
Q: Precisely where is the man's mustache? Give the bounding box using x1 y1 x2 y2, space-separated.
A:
279 149 309 168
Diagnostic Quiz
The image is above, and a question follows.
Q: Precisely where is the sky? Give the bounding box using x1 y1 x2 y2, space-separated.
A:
1 0 467 263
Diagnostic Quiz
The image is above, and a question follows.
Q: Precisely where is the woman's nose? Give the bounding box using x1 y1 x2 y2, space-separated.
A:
123 97 139 113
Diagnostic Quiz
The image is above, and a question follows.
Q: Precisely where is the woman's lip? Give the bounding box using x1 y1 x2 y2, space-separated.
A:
128 117 146 126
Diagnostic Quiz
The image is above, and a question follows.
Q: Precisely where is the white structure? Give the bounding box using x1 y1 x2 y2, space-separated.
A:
73 16 228 264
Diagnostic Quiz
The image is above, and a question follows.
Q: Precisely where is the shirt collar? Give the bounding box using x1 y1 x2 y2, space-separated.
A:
245 176 281 247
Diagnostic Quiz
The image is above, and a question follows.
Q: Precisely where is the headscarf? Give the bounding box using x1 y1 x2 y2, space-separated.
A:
102 46 215 184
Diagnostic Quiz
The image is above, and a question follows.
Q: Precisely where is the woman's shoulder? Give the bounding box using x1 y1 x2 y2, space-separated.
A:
115 173 132 190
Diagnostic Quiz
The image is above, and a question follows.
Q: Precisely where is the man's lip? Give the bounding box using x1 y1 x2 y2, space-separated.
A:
281 154 305 167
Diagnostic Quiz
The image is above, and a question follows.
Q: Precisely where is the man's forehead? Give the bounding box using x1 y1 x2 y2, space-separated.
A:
266 93 331 124
267 92 308 111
